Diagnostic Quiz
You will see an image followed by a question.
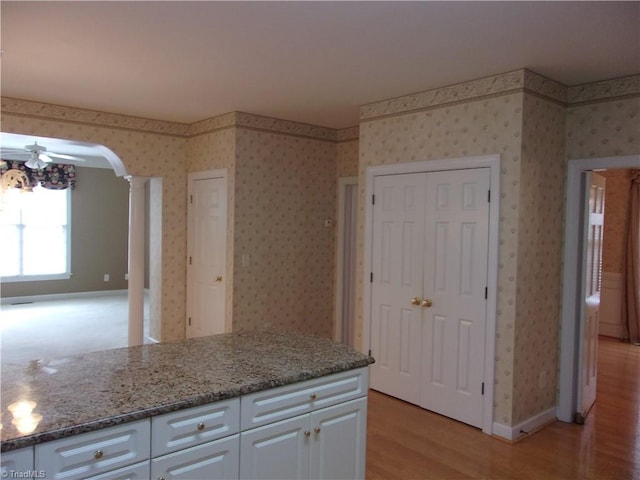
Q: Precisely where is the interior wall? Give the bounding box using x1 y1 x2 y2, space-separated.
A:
232 127 336 337
512 93 566 424
337 137 359 178
1 166 130 298
1 101 189 342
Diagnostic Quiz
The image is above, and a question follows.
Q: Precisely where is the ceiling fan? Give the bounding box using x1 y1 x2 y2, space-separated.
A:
0 141 86 169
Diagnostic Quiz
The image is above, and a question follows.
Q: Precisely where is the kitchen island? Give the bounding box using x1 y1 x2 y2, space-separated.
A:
1 330 374 479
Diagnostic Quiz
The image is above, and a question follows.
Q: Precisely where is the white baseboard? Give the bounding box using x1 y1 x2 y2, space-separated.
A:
1 289 129 305
492 407 556 442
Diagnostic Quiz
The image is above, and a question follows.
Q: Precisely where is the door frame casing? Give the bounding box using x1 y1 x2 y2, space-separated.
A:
334 176 359 344
186 169 229 337
558 155 640 423
362 154 501 435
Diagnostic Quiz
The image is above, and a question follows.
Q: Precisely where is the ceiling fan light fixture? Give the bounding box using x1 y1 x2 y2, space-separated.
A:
25 152 47 170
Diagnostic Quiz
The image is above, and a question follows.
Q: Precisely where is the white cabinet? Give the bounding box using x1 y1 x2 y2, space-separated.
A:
1 446 34 476
35 419 150 480
240 369 368 480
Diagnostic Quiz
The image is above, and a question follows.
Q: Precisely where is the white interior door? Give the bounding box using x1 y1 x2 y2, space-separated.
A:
370 173 427 404
420 169 490 429
577 172 605 421
187 174 227 338
369 168 490 428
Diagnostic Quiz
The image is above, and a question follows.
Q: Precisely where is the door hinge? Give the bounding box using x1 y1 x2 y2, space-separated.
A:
488 190 491 203
372 194 375 205
189 256 192 265
370 272 374 283
481 382 485 395
368 349 372 357
485 287 488 299
188 317 192 326
190 194 193 204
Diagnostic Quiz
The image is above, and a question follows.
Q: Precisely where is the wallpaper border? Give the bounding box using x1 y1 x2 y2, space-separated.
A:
568 74 640 104
0 97 189 137
360 69 569 122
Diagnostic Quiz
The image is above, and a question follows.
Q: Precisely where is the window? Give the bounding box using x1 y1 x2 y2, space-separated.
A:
0 186 71 281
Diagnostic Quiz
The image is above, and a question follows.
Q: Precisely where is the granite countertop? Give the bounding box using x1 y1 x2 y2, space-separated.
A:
1 330 374 452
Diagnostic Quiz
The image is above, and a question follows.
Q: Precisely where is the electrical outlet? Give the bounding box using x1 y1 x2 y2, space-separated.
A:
125 273 129 280
103 274 110 282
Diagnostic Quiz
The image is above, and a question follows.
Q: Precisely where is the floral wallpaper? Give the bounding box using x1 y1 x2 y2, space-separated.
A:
232 128 336 337
566 97 640 160
337 138 359 178
512 94 566 423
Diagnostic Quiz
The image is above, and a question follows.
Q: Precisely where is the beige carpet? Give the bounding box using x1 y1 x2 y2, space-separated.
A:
0 292 150 368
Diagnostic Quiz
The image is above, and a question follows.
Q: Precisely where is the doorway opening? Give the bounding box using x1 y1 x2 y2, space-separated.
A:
558 154 640 423
334 176 358 347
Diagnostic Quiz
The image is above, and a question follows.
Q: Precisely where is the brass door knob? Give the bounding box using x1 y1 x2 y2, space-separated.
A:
214 276 223 282
314 427 321 435
94 450 103 460
197 422 205 431
309 393 317 401
422 299 433 308
411 297 422 305
304 430 311 438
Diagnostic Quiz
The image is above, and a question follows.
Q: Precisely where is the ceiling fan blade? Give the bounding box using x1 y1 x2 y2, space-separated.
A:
0 151 30 161
45 152 86 162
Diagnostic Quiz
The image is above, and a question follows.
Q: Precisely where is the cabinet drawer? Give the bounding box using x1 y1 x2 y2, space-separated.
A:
241 367 368 430
85 460 150 480
151 434 239 480
35 419 150 480
151 398 240 457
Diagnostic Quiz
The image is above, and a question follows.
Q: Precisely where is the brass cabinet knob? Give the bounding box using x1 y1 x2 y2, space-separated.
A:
93 450 103 460
314 427 321 435
304 430 311 437
197 422 205 431
411 297 422 305
309 393 317 401
422 299 433 308
214 276 223 282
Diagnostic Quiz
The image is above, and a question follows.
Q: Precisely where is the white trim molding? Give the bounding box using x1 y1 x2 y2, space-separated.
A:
1 289 129 305
493 407 557 443
362 154 501 435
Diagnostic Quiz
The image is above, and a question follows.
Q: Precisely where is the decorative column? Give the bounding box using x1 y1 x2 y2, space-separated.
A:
126 176 148 347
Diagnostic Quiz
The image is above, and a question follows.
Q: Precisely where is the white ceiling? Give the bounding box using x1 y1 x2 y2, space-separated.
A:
1 1 639 130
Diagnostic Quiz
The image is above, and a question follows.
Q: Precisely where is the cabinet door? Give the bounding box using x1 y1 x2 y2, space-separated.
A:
151 434 239 480
309 397 367 480
240 415 310 480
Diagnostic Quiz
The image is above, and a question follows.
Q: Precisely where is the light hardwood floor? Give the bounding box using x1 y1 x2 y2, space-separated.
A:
366 336 639 480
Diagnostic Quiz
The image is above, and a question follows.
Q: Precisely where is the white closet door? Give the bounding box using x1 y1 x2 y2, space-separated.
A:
370 173 427 404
